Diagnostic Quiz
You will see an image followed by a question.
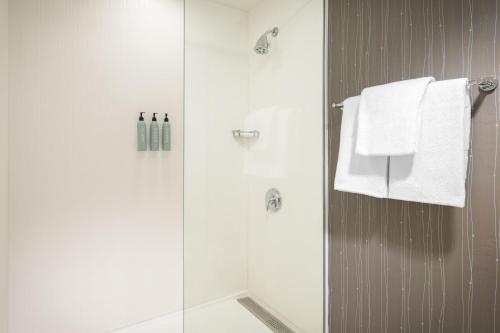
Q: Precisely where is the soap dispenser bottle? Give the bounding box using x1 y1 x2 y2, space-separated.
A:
150 113 160 151
137 112 147 151
162 113 171 151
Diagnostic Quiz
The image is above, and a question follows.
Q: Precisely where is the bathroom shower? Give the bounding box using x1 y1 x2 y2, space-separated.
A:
254 27 279 55
4 0 500 332
185 0 325 332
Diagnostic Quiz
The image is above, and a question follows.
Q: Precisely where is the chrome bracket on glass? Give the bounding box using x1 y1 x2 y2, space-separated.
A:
232 130 260 138
266 188 282 213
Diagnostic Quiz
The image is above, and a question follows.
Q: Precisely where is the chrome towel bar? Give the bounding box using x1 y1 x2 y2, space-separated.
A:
331 77 498 110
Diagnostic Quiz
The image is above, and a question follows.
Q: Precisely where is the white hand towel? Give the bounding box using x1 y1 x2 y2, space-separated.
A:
388 78 470 207
334 96 388 198
356 77 436 156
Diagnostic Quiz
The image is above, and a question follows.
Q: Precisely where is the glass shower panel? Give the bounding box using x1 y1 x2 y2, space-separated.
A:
184 0 325 332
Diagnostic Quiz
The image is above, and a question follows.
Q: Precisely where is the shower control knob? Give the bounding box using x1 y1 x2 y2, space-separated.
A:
265 188 282 213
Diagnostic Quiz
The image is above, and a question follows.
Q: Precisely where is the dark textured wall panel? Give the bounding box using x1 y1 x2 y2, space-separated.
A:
328 0 500 332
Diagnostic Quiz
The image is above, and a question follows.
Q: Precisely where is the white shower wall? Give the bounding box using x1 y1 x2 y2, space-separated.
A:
246 1 324 332
0 0 8 332
185 0 324 332
7 1 183 332
184 0 249 307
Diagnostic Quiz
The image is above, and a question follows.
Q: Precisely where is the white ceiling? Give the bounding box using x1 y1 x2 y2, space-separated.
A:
211 0 263 11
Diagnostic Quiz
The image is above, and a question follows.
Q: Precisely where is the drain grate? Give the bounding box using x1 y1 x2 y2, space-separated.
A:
237 297 296 333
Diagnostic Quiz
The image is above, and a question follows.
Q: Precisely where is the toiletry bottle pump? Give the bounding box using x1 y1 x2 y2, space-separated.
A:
137 112 147 151
162 113 171 151
150 113 160 151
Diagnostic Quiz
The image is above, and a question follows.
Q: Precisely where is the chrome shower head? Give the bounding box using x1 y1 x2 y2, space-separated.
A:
254 27 279 55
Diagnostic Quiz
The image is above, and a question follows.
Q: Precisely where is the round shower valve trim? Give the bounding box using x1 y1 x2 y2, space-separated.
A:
266 188 282 213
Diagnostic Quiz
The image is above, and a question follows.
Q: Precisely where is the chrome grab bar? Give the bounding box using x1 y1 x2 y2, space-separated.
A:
232 130 260 138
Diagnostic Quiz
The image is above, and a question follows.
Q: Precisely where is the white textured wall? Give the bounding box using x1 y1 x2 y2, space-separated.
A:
184 0 249 308
8 1 183 332
247 0 324 332
0 0 8 332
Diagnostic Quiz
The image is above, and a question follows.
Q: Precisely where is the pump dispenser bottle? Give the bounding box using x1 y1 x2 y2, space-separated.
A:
150 113 160 151
162 113 171 151
137 112 147 151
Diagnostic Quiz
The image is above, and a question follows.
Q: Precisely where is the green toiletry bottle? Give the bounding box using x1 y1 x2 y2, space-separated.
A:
137 112 147 151
162 113 171 151
150 113 160 151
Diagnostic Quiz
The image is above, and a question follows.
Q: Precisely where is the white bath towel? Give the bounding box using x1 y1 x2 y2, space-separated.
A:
334 96 388 198
356 77 436 156
388 78 470 207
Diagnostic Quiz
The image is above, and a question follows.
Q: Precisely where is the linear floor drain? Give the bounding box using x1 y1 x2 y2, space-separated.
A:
237 297 296 333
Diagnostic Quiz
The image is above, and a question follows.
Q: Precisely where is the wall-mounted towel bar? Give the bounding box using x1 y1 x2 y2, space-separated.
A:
331 77 498 110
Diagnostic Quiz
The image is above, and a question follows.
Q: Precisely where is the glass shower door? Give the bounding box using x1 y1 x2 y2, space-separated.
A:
184 0 326 332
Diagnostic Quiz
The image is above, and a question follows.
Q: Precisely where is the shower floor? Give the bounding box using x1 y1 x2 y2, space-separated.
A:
114 296 272 333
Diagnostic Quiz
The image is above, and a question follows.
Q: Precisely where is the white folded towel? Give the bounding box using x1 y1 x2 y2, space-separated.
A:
334 96 388 198
356 77 436 156
388 78 471 207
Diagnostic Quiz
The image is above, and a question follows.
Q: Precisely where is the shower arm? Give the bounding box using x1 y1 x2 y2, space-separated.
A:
268 27 279 37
